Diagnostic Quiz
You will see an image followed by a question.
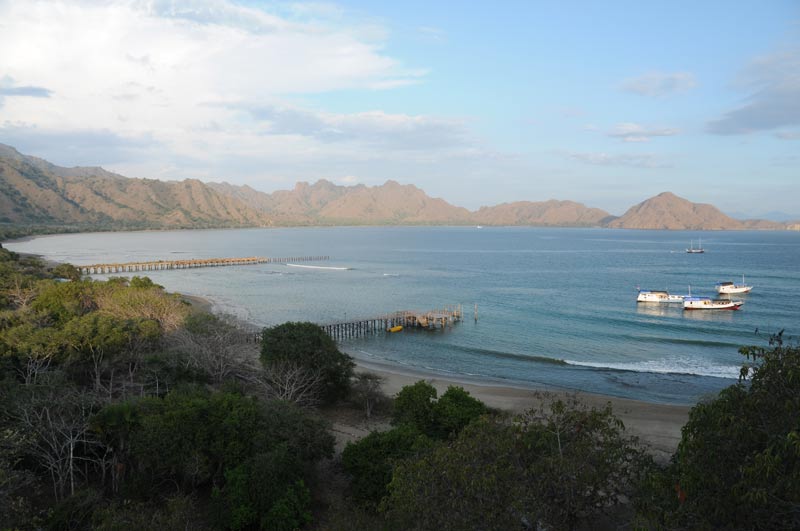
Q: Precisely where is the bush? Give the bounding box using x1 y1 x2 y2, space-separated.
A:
392 381 487 439
342 424 431 507
384 394 651 530
639 340 800 530
212 446 312 531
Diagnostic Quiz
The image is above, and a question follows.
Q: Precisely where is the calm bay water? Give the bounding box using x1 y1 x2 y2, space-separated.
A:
8 227 800 404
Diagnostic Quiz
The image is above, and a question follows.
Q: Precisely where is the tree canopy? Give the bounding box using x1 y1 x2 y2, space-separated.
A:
640 339 800 530
260 321 354 404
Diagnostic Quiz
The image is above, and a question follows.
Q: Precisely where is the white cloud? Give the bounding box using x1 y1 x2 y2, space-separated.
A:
621 71 696 97
607 122 679 142
775 131 800 140
0 0 436 171
568 151 671 168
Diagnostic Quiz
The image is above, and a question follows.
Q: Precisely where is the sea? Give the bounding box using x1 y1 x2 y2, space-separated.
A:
7 227 799 405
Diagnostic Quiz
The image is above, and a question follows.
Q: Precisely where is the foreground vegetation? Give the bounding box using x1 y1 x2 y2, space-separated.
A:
0 246 797 530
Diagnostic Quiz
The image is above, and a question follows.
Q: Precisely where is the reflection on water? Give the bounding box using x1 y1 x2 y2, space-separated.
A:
635 303 683 318
681 309 737 322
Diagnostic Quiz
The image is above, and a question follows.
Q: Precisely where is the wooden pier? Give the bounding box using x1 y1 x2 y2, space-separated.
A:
234 305 464 344
321 305 464 340
80 256 329 275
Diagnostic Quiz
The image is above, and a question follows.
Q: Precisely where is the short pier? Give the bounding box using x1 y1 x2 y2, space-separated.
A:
321 305 463 341
80 255 329 275
234 305 464 343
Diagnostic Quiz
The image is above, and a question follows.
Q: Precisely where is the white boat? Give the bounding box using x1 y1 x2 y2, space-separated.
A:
683 297 743 310
716 275 752 294
686 239 705 254
636 289 685 303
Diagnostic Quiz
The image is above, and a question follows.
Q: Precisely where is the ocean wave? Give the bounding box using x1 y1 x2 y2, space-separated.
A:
563 358 740 379
453 344 567 365
627 335 740 349
286 263 352 270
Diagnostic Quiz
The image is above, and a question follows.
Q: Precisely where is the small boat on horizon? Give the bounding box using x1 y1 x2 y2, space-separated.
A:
683 296 743 310
716 275 753 294
686 239 705 254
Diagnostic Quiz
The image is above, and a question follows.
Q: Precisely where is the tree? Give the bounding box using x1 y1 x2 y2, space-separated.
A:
95 280 189 332
392 382 487 439
349 372 387 420
0 322 63 385
105 388 334 493
259 360 325 407
391 380 437 433
212 446 313 530
12 387 101 501
51 263 81 282
342 424 431 508
260 322 354 404
383 393 651 530
431 386 488 439
61 313 134 393
640 340 800 530
168 314 260 386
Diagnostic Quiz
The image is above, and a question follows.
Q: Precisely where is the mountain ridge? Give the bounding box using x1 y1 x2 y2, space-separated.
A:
0 144 794 232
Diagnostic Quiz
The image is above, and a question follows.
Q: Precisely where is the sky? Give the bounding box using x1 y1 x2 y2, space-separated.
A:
0 0 798 218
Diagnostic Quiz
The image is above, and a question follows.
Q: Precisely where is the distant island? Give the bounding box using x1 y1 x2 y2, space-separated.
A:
1 143 797 236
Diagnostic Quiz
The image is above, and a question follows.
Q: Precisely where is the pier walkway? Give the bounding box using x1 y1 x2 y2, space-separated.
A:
322 305 464 340
240 305 464 343
80 255 329 275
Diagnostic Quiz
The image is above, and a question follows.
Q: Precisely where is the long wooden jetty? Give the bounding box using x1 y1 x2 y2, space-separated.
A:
80 256 329 275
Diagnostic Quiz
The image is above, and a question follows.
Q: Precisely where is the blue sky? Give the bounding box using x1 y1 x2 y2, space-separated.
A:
0 0 798 217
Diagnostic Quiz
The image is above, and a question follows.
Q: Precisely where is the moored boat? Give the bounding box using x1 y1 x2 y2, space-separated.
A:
683 297 743 310
686 239 705 254
716 275 753 294
636 289 685 303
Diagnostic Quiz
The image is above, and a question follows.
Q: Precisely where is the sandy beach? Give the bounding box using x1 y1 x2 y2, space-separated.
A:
350 357 690 462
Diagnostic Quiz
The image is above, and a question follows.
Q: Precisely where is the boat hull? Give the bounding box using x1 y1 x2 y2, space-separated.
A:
683 298 743 310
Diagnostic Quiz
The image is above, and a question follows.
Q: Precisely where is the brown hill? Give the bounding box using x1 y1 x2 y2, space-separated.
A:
606 192 747 230
210 179 472 225
0 144 791 231
473 200 612 227
741 219 787 230
0 144 271 229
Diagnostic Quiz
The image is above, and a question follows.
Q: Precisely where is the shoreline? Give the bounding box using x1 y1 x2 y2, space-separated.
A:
10 250 693 458
176 292 691 458
350 356 689 461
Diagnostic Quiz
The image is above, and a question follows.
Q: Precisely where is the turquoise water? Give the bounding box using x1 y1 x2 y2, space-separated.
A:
8 227 799 404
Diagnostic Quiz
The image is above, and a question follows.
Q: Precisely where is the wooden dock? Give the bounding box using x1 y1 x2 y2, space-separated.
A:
233 305 464 343
321 305 464 340
79 256 329 275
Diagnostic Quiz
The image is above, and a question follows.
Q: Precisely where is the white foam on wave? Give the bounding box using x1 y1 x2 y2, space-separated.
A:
564 357 741 379
285 263 352 270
